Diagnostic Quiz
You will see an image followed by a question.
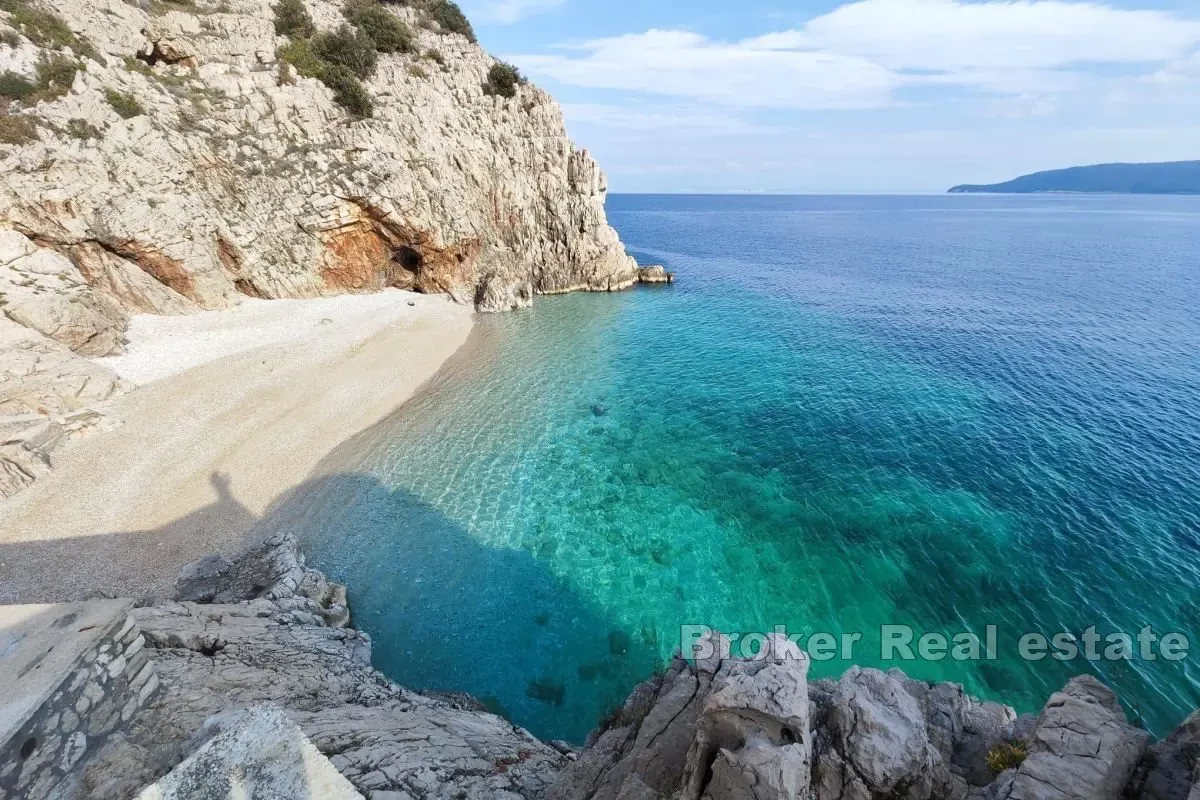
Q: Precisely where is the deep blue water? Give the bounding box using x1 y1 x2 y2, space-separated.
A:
290 194 1200 743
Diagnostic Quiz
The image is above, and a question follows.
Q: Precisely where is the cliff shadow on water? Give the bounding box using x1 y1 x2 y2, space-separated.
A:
0 464 661 747
250 470 663 746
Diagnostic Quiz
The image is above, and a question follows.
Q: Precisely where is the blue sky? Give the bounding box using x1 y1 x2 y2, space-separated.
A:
459 0 1200 193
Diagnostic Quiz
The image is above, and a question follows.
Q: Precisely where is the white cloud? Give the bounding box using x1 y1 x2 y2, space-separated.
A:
985 93 1063 118
468 0 564 24
518 30 898 109
561 103 780 136
752 0 1200 71
513 0 1200 109
1150 51 1200 85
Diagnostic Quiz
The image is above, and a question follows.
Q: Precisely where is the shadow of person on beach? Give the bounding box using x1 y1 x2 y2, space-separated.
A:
249 471 663 744
0 471 257 604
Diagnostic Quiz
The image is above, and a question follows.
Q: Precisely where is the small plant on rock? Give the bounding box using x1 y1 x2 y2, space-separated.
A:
32 52 77 102
65 117 101 140
277 37 323 78
0 70 34 101
985 741 1028 775
0 111 38 144
318 63 372 118
482 61 521 98
104 87 145 119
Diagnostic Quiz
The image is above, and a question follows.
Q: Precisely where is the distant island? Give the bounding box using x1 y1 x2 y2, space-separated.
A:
948 160 1200 195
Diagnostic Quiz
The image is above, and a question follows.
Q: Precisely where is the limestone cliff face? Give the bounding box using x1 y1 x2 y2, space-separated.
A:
0 0 637 494
0 0 635 347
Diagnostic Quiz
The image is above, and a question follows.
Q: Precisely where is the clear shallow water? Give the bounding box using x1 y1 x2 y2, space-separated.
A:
292 194 1200 743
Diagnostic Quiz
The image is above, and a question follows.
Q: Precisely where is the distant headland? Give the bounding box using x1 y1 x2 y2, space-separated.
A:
949 160 1200 195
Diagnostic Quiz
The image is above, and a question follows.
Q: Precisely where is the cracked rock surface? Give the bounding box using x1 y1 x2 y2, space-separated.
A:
73 534 569 799
988 676 1150 800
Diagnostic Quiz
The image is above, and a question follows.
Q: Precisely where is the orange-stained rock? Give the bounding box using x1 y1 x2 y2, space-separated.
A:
320 222 390 293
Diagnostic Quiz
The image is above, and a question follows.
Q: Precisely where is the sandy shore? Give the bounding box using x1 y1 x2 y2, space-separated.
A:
0 290 474 602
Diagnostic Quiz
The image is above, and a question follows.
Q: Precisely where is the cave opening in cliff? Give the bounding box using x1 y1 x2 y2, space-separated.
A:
396 245 422 271
389 245 424 291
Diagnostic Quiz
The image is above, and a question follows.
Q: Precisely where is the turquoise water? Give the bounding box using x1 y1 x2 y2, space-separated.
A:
291 194 1200 743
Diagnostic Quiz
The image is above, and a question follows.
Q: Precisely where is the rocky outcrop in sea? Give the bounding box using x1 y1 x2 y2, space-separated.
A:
0 0 643 496
6 531 1192 799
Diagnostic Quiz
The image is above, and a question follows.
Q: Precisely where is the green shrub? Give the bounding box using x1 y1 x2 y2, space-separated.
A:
424 0 473 42
104 87 145 118
319 63 371 117
32 52 77 101
65 117 101 140
0 29 21 48
344 0 412 53
423 48 444 66
406 63 426 78
312 24 376 78
0 70 34 101
483 61 521 98
277 37 323 78
278 38 373 117
6 4 99 60
0 111 37 144
273 0 315 38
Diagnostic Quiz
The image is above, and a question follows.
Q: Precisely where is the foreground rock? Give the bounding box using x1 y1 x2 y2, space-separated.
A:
135 706 364 800
73 534 570 799
985 676 1148 800
554 636 1187 800
1126 710 1200 800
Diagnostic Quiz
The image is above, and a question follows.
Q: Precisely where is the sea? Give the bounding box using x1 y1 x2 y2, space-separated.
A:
284 194 1200 743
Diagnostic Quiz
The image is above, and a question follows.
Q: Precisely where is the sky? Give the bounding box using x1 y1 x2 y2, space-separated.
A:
458 0 1200 193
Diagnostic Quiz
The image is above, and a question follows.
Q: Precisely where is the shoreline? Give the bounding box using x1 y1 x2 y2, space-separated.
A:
0 290 475 603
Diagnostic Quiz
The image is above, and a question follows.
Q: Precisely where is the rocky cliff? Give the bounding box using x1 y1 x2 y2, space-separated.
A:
59 534 1200 800
0 0 640 495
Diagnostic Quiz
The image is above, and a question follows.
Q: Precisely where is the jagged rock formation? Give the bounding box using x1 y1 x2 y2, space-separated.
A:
0 315 122 495
1126 710 1200 800
0 0 636 334
985 675 1149 800
553 631 1189 800
73 533 571 799
0 0 640 496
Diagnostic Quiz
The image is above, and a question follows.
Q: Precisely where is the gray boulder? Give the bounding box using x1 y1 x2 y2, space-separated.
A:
995 675 1148 800
550 633 812 800
896 672 1018 786
174 532 351 628
811 667 966 800
1126 710 1200 800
